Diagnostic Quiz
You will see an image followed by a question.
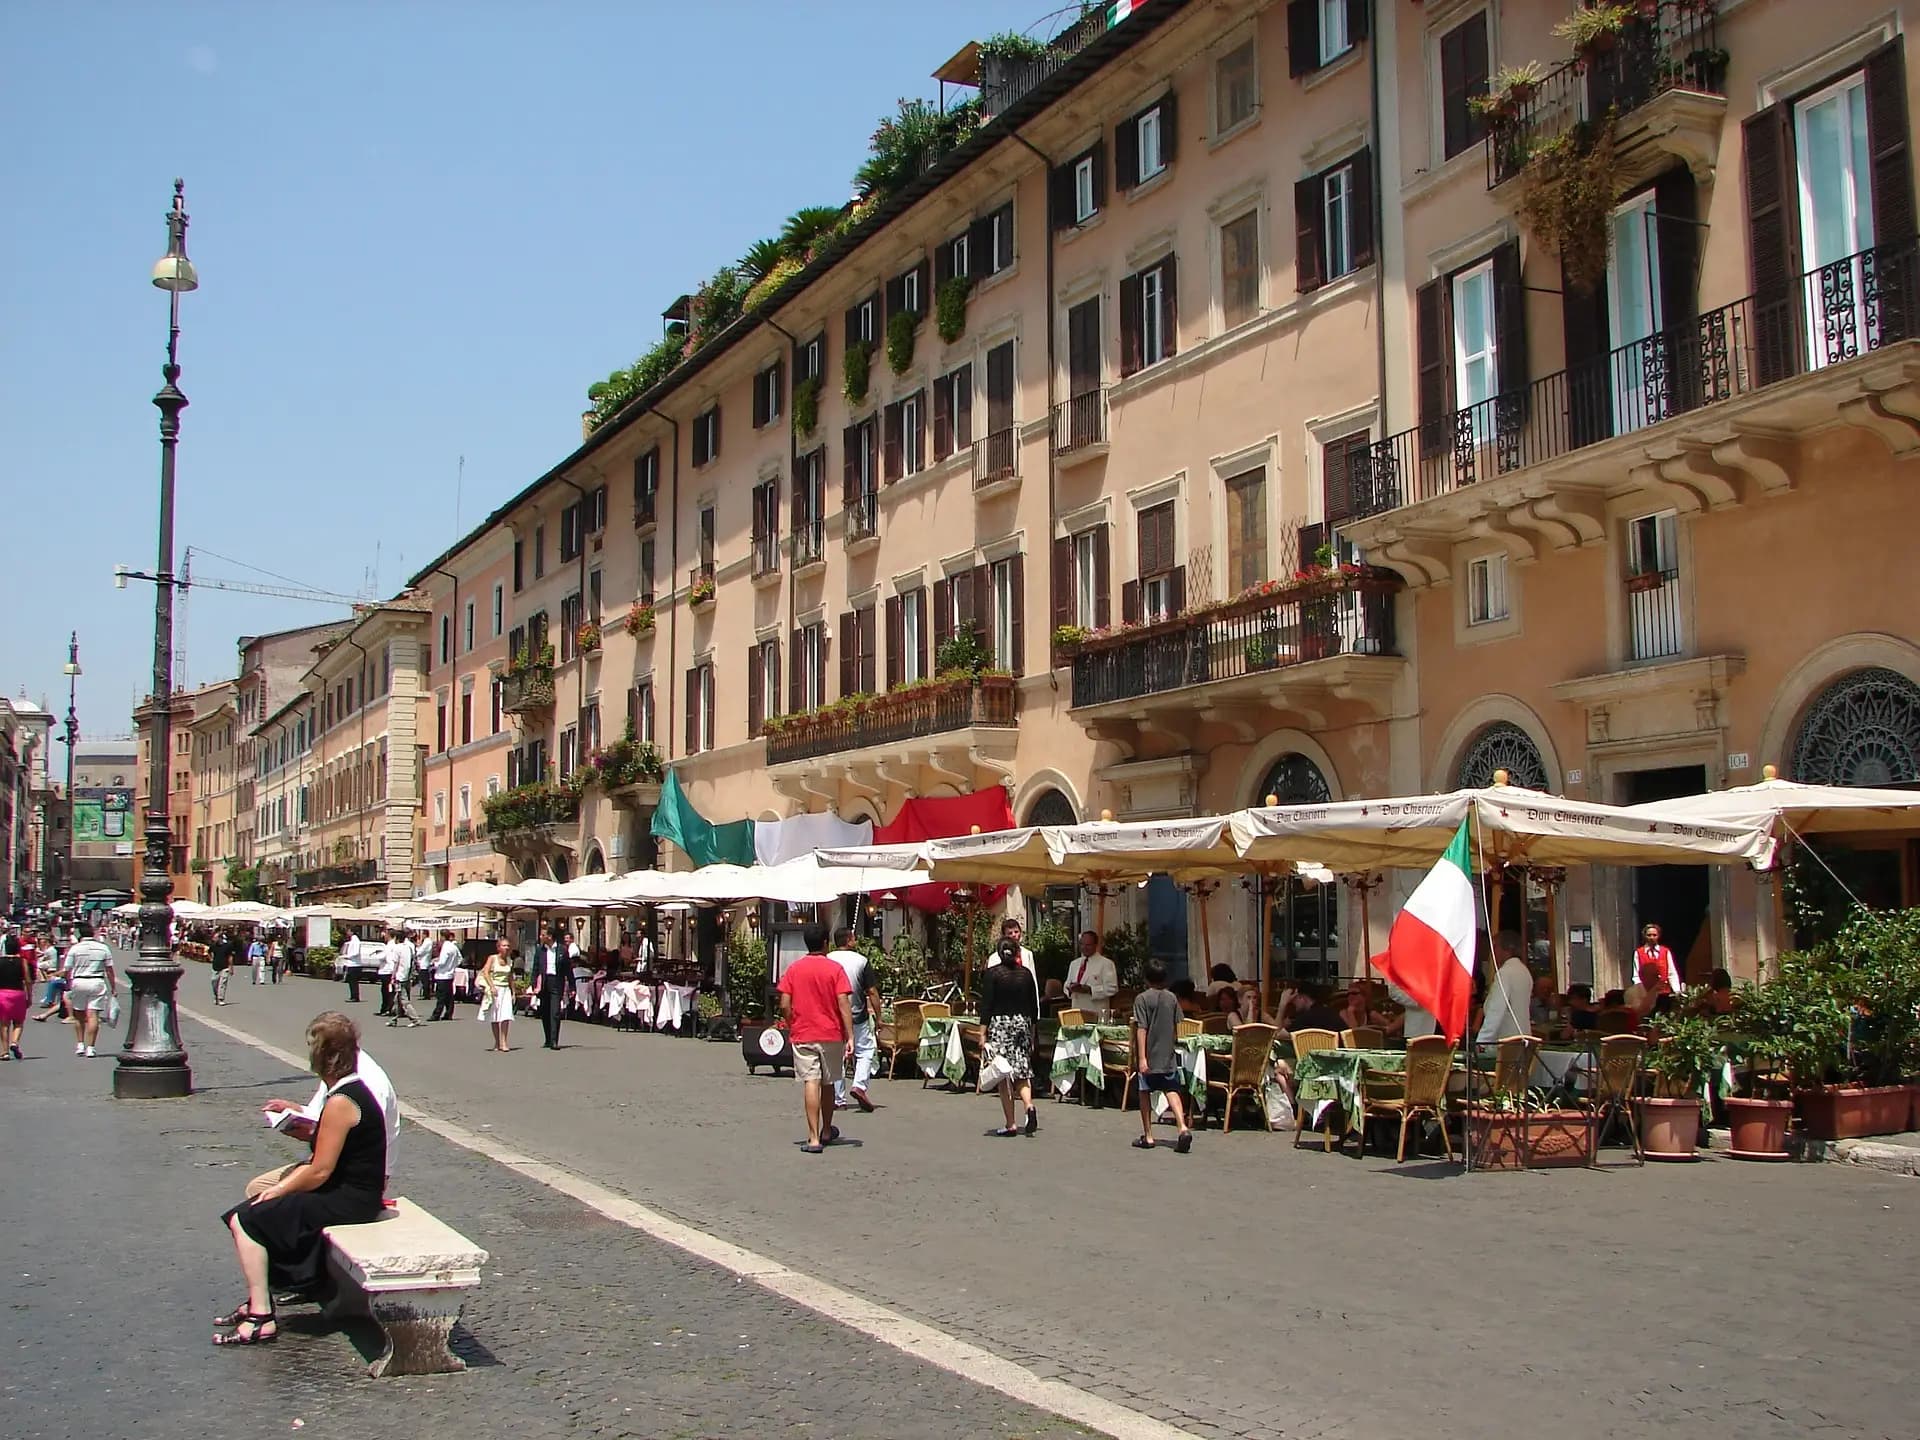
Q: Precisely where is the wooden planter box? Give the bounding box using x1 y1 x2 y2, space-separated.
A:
1466 1108 1594 1169
1795 1084 1915 1141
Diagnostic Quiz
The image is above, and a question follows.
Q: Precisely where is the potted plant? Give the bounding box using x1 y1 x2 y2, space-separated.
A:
576 620 602 655
1725 975 1817 1158
886 308 917 375
1554 3 1633 61
624 600 655 636
1469 62 1548 123
843 339 872 404
1780 908 1920 1139
1636 1000 1724 1159
936 275 972 344
792 374 820 438
688 575 716 607
1051 623 1087 661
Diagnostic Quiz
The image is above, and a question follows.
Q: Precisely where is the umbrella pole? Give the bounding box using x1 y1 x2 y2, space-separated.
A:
1360 880 1372 982
1257 874 1272 1021
962 894 975 1002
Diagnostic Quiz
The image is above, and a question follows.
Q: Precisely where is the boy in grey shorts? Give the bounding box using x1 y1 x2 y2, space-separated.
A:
1132 958 1193 1153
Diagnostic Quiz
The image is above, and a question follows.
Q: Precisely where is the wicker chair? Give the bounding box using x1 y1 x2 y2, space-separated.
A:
1597 1008 1636 1036
1288 1028 1344 1151
1361 1034 1456 1162
1206 1023 1277 1133
1586 1034 1647 1163
916 1001 953 1088
1057 1008 1087 1029
1488 1035 1540 1102
1200 1013 1232 1035
1341 1025 1386 1050
883 1000 925 1080
1176 1017 1203 1040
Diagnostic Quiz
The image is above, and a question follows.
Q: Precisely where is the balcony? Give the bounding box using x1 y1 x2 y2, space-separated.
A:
846 491 879 547
751 531 781 585
500 664 555 715
634 493 657 532
793 518 827 572
1485 2 1727 194
1344 241 1920 582
765 675 1019 806
973 427 1019 494
1052 389 1109 467
484 781 580 863
292 857 379 895
978 6 1118 119
687 562 716 608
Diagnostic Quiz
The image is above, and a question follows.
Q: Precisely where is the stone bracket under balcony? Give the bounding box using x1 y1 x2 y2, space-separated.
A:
491 821 580 870
1549 653 1745 755
1345 343 1920 588
768 732 1018 810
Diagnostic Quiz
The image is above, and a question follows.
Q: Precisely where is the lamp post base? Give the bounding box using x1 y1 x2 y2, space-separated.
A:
113 952 194 1100
113 1060 194 1099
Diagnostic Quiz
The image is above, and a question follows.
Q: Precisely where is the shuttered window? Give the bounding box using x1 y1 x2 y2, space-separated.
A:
1295 148 1373 293
1119 255 1178 375
1116 90 1178 191
1051 144 1105 229
1288 0 1367 78
751 360 784 428
1438 11 1490 160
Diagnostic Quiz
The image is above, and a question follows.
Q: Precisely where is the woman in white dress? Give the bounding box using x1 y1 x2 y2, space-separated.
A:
61 923 118 1058
477 936 516 1053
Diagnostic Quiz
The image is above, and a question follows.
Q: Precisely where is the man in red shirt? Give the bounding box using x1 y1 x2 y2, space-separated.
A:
775 924 854 1154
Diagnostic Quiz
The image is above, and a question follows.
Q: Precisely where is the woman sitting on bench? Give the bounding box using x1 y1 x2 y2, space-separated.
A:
213 1012 387 1346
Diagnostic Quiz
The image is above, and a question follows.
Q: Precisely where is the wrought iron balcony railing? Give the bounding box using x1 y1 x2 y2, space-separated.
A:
765 675 1017 766
1052 388 1109 454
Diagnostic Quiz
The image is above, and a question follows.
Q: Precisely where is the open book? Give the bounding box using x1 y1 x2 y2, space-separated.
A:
263 1093 323 1133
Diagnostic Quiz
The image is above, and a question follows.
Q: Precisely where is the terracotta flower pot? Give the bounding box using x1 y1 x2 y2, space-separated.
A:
1795 1084 1914 1140
1723 1096 1794 1159
1633 1096 1702 1160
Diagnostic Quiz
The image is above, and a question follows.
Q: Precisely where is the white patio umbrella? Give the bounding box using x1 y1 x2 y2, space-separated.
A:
204 900 290 925
169 899 212 918
817 827 1056 888
1623 768 1920 836
425 881 521 909
110 902 140 918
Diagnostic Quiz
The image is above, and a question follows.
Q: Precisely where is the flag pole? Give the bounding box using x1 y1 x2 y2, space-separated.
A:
1465 792 1501 1175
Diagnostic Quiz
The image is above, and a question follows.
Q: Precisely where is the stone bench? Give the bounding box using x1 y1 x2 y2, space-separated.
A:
322 1198 488 1377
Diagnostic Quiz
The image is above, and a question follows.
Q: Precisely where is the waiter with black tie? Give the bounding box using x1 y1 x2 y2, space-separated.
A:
532 923 573 1050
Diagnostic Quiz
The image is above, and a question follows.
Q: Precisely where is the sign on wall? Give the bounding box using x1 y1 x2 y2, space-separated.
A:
73 787 135 844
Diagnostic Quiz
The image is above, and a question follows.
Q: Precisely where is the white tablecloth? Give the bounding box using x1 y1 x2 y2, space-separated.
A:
655 983 698 1030
601 980 654 1024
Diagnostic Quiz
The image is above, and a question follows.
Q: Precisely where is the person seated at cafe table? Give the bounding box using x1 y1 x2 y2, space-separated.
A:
1338 980 1382 1033
1205 963 1241 998
1040 976 1072 1019
1564 984 1600 1032
1596 988 1639 1031
1171 978 1205 1019
1213 986 1246 1026
1699 967 1736 1015
1280 988 1347 1036
1529 974 1559 1035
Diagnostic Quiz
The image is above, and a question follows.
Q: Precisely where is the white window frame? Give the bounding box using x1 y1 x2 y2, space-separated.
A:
1073 156 1097 224
762 365 782 422
485 774 501 798
1324 164 1354 280
992 559 1017 668
902 267 921 315
951 232 970 280
1451 259 1498 439
1794 71 1876 369
759 643 781 721
1467 554 1509 625
989 207 1013 273
1073 531 1098 626
1213 37 1258 137
902 590 925 683
804 625 828 710
432 790 447 825
457 784 472 822
1143 573 1174 623
1141 265 1166 366
1319 0 1350 67
491 583 504 637
901 392 923 475
1138 106 1165 182
1627 510 1679 578
857 298 876 344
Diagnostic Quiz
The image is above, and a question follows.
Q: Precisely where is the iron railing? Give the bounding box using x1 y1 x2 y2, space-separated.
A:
1486 1 1725 188
1625 568 1684 662
980 7 1116 118
751 530 779 578
793 518 827 568
687 562 715 601
974 426 1018 487
292 857 379 893
846 490 879 543
1053 389 1109 453
765 677 1018 765
499 665 555 714
1069 575 1399 709
1353 240 1920 520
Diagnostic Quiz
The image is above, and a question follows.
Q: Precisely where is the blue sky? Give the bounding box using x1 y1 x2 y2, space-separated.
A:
0 0 1054 735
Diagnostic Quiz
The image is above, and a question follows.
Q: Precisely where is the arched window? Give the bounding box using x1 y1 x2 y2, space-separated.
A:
1792 666 1920 786
1025 787 1077 827
1455 721 1550 791
1255 753 1332 805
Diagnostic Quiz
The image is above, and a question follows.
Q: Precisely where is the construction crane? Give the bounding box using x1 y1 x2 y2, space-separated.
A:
115 546 369 687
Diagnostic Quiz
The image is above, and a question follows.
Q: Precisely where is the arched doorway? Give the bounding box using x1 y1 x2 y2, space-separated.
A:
1022 787 1081 946
1455 721 1550 791
1789 667 1920 928
1255 753 1339 986
1024 787 1077 826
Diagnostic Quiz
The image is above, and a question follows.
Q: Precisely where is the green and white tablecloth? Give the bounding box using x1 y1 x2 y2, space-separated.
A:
1294 1047 1409 1133
917 1015 979 1086
1169 1032 1296 1123
1051 1023 1130 1095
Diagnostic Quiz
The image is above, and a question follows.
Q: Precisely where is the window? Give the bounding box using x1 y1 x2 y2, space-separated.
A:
748 639 780 734
1288 0 1365 78
489 676 501 734
900 588 927 684
1319 0 1349 66
932 363 973 460
589 484 607 533
983 201 1015 275
793 448 826 564
1627 510 1678 580
1295 149 1373 292
1220 210 1261 329
639 536 656 601
559 726 577 779
794 623 827 711
561 501 583 561
1224 467 1268 590
839 606 877 698
1417 241 1523 451
1215 39 1258 134
1452 259 1498 434
580 700 600 755
533 525 545 579
633 446 660 525
491 583 504 636
797 334 825 386
1795 72 1876 371
692 405 721 466
883 392 925 481
751 478 780 575
560 592 583 663
463 600 475 653
842 418 878 538
432 790 447 825
847 294 878 348
1074 529 1103 627
888 262 928 321
1118 93 1176 190
1121 255 1178 374
752 360 784 428
938 229 971 291
988 556 1023 672
698 505 716 571
628 680 655 745
1467 555 1509 625
439 615 452 665
459 682 473 746
1438 10 1490 160
1321 428 1369 533
1054 146 1105 229
485 774 501 799
1135 501 1179 622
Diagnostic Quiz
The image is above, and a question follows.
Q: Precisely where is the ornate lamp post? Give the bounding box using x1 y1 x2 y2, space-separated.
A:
60 632 80 904
116 180 198 1099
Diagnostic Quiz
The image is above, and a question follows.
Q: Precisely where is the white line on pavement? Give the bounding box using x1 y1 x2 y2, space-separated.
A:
182 1004 1196 1440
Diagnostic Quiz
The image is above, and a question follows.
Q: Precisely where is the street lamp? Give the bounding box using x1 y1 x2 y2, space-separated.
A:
60 632 80 905
116 179 198 1100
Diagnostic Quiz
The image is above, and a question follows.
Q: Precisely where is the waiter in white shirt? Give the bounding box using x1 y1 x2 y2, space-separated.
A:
386 930 422 1027
340 931 364 1003
1064 929 1118 1020
532 922 572 1049
984 916 1035 970
1475 931 1534 1044
375 934 399 1016
430 929 463 1021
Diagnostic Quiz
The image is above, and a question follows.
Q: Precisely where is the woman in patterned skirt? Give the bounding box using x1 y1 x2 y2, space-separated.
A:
978 937 1042 1138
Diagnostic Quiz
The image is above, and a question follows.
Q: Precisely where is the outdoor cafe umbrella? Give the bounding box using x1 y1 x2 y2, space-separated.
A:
203 900 290 925
1622 766 1920 835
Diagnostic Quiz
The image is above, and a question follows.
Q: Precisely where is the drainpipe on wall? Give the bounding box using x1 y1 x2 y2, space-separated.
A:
762 320 802 741
424 563 459 886
645 407 682 770
1367 0 1390 438
1009 127 1058 726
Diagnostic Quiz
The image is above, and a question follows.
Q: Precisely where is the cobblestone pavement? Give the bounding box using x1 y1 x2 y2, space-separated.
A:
103 967 1920 1439
1 1020 1089 1440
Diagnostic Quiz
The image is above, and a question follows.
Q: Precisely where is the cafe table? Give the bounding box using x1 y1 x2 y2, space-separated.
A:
918 1014 980 1086
1051 1022 1130 1096
1168 1032 1296 1123
1294 1047 1410 1134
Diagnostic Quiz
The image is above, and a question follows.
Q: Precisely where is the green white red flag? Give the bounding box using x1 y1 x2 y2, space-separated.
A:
1370 820 1477 1041
1106 0 1156 24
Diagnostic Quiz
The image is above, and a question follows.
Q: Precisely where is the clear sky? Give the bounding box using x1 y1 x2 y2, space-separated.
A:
0 0 1056 737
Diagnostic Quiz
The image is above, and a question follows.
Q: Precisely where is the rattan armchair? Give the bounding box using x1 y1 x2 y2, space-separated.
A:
1200 1013 1232 1035
883 1000 925 1080
1057 1008 1087 1029
1341 1025 1386 1049
1360 1034 1456 1161
1586 1034 1647 1163
1207 1023 1277 1133
1288 1027 1343 1151
1176 1017 1203 1040
917 1001 953 1088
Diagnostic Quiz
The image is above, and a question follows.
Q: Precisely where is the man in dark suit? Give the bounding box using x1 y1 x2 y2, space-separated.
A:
531 923 572 1050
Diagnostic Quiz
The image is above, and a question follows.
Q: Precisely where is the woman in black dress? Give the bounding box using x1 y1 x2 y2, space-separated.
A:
214 1013 386 1346
979 938 1042 1138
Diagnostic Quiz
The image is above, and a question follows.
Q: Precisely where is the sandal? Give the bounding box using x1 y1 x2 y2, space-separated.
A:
1132 1136 1157 1149
213 1301 252 1327
212 1311 277 1346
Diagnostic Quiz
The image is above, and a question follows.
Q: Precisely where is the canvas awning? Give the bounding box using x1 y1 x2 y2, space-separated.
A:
1624 772 1920 836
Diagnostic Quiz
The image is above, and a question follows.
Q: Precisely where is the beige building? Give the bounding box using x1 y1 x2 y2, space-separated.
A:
232 620 352 885
250 689 317 906
186 681 239 904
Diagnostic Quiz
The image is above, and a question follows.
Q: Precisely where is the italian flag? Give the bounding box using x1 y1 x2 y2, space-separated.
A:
1371 821 1478 1042
1106 0 1156 23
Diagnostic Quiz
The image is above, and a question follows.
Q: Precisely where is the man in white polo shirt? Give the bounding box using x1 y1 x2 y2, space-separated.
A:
1064 928 1118 1020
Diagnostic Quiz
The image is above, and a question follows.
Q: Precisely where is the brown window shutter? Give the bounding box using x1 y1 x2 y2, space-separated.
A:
1295 175 1326 293
912 261 930 315
933 578 952 654
709 404 720 462
1169 565 1187 615
1050 161 1075 230
685 669 698 753
886 595 903 689
771 359 784 417
915 586 930 677
909 388 926 462
747 648 763 735
752 372 767 428
1159 254 1178 358
883 402 902 482
818 629 830 705
790 465 806 532
845 306 860 350
1349 147 1375 269
1492 239 1528 402
1347 0 1368 42
1322 437 1352 525
1867 41 1917 245
1094 524 1112 627
1119 272 1143 376
1159 90 1178 167
1008 553 1025 677
1287 0 1318 78
1415 277 1453 455
933 374 953 459
955 363 973 447
1744 103 1803 382
1121 579 1141 624
859 608 876 692
1092 140 1108 213
967 216 991 274
1052 535 1074 630
1115 110 1140 191
935 237 953 290
842 424 859 506
966 563 987 641
789 631 803 712
838 614 854 696
1562 279 1612 447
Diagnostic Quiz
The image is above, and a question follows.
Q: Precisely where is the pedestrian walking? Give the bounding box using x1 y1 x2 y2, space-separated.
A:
209 928 237 1005
385 930 422 1028
776 924 853 1154
267 934 284 983
429 929 462 1021
979 933 1041 1137
248 933 267 985
0 933 30 1060
826 926 881 1113
62 923 118 1059
375 935 398 1016
213 1013 386 1348
1131 959 1193 1153
477 937 515 1052
531 924 571 1049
